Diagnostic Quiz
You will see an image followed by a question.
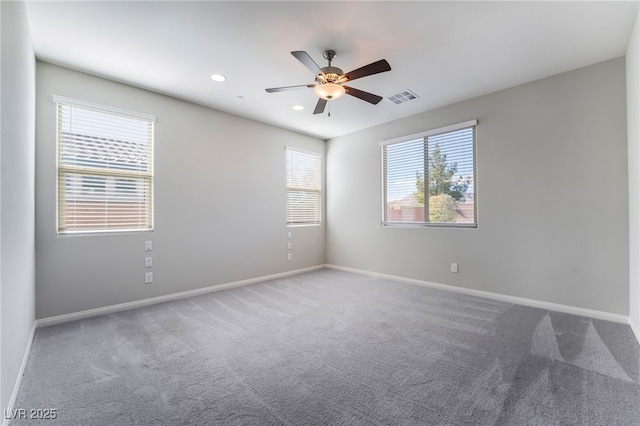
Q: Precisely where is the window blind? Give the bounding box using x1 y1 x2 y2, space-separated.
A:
381 120 477 227
383 137 426 223
286 148 322 224
56 97 155 233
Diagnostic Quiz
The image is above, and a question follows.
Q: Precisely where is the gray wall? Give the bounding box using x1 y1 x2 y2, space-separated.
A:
1 0 36 412
628 9 640 335
327 58 629 315
35 62 325 319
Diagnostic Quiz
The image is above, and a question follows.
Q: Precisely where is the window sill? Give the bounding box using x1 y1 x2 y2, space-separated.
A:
57 229 154 237
382 222 477 229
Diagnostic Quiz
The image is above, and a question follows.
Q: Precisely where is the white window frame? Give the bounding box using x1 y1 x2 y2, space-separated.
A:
285 147 322 226
380 119 477 228
54 95 155 234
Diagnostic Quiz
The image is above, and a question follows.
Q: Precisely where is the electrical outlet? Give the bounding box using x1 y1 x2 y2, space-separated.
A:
145 272 153 283
287 242 292 250
145 257 153 267
145 240 153 251
287 253 292 261
287 231 292 239
451 263 458 273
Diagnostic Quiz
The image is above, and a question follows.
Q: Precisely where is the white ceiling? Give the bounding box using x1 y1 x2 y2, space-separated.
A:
24 1 639 140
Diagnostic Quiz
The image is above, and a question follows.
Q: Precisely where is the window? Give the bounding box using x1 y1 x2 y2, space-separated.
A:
82 176 106 192
286 147 322 225
381 120 477 227
55 96 155 234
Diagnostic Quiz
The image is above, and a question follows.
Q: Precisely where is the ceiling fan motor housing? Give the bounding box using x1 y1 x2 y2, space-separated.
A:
317 66 345 85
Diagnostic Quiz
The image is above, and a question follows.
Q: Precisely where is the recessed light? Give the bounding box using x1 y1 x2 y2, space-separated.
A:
210 73 226 82
292 105 304 111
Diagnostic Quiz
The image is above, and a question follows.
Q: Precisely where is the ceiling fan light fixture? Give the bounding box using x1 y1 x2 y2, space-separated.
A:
314 83 345 100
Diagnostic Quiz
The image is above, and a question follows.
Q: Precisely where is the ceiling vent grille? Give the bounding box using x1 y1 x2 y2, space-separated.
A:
387 90 419 104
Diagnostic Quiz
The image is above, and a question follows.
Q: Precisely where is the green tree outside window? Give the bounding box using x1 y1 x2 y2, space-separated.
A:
415 144 471 222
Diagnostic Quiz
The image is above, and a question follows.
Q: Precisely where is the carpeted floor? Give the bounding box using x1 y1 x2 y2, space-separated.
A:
11 269 640 425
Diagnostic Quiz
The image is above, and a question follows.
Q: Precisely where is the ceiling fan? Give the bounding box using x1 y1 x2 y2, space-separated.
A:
265 50 391 115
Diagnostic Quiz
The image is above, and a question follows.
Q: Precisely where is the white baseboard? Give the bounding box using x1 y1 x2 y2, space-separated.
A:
3 322 37 426
630 320 640 348
36 265 325 328
326 264 630 324
32 261 639 333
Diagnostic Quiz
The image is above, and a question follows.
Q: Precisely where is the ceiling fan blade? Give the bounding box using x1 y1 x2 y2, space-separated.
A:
343 86 383 105
342 59 391 82
265 84 315 93
291 51 325 77
313 98 327 115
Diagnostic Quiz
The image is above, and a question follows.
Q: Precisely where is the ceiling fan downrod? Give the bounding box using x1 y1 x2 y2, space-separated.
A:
323 49 336 67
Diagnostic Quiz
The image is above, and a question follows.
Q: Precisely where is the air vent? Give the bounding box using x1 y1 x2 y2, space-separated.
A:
387 90 419 104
